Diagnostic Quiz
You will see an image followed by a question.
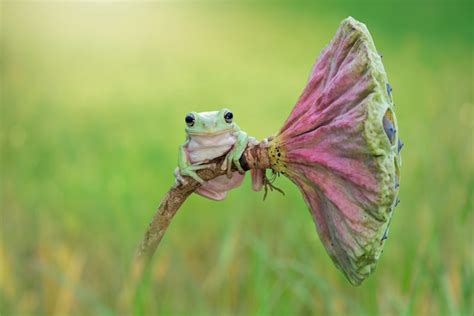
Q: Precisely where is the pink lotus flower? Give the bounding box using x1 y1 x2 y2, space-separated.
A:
268 17 402 285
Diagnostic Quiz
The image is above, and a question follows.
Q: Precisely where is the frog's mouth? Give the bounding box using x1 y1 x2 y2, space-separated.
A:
186 128 234 136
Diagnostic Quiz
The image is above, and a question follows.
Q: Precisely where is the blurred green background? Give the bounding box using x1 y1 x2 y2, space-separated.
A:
1 1 472 315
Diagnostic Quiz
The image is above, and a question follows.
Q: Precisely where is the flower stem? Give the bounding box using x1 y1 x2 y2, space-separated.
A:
117 141 271 314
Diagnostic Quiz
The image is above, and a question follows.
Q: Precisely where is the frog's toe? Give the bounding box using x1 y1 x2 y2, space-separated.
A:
189 172 205 184
225 155 233 178
180 168 204 184
233 158 245 174
221 152 231 171
190 163 214 170
226 162 233 178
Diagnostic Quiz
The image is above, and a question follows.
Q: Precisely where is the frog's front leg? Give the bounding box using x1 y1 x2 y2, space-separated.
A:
225 130 253 177
177 145 213 184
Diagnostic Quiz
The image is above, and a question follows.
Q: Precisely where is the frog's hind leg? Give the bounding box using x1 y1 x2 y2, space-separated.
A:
195 187 227 201
196 172 245 201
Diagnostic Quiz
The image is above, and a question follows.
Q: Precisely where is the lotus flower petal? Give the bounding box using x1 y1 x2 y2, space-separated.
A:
269 17 401 285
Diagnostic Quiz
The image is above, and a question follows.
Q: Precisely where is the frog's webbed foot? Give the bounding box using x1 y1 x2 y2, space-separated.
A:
179 163 215 184
174 167 188 186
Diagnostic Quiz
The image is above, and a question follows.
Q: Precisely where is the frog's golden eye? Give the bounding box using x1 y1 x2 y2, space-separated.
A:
185 113 195 127
224 111 233 123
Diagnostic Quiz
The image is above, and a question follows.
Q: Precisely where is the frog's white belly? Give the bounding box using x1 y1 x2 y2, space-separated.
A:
186 132 236 164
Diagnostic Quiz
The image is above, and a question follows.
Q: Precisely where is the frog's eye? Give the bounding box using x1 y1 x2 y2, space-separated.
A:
185 114 195 127
224 111 233 123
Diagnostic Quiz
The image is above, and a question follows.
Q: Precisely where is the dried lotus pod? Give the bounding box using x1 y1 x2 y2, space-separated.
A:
268 17 402 285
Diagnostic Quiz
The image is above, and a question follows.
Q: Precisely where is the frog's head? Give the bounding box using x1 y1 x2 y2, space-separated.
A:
184 108 235 135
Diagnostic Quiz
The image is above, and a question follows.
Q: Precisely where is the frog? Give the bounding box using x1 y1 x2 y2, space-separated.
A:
174 108 263 200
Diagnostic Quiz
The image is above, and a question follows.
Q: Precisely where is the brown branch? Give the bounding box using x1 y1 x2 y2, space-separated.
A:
117 143 270 314
135 158 230 260
135 142 270 261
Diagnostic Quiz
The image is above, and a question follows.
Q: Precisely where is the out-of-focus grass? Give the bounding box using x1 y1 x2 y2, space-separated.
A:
1 1 472 315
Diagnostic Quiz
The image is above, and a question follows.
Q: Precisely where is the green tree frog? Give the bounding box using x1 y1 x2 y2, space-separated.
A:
174 108 263 200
